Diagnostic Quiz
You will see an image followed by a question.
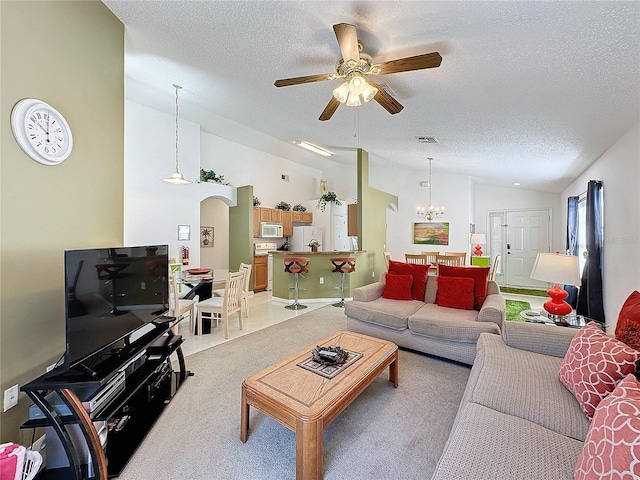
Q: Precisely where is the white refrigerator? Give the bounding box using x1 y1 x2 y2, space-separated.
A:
291 226 324 252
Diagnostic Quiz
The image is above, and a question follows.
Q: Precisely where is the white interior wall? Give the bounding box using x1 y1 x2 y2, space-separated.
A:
124 100 235 266
560 121 640 332
200 133 323 210
369 166 473 261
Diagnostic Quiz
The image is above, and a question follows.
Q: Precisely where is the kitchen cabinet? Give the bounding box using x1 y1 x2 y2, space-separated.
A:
270 209 283 223
282 211 293 237
253 208 260 237
253 255 268 292
292 211 303 222
259 207 271 223
302 212 313 223
348 203 358 236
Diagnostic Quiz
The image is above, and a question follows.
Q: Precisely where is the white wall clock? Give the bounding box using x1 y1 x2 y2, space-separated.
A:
10 98 73 165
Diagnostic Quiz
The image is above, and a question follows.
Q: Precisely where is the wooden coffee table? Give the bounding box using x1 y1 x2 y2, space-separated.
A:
241 330 398 480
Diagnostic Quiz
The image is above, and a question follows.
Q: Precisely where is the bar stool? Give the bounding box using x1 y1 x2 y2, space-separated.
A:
330 257 356 307
284 257 310 310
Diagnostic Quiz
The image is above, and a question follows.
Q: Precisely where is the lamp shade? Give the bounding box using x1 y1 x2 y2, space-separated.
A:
470 233 486 245
530 252 581 286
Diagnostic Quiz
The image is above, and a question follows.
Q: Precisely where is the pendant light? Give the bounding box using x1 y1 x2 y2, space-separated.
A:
417 157 445 221
162 84 191 184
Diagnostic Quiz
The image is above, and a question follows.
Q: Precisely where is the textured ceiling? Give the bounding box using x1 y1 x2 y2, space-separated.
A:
102 0 640 193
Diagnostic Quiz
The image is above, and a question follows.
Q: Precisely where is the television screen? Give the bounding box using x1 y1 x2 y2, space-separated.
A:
64 245 169 370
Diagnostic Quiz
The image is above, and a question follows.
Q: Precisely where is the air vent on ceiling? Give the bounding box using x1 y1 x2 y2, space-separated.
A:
378 83 397 97
416 136 439 144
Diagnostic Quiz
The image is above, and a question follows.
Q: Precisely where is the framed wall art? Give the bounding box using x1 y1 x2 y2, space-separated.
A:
178 225 190 241
200 226 214 247
413 222 450 245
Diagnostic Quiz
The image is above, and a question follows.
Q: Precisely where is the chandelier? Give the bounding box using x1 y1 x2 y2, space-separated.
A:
162 84 191 184
417 157 445 221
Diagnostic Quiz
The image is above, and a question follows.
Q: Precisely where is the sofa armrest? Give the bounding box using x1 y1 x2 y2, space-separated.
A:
502 321 578 358
352 282 385 302
477 293 505 325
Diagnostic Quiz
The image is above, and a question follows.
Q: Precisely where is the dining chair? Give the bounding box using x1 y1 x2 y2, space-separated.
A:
490 254 502 281
213 263 252 318
405 253 428 265
168 273 196 334
196 269 245 339
420 251 440 265
435 254 462 275
444 251 467 265
383 251 391 271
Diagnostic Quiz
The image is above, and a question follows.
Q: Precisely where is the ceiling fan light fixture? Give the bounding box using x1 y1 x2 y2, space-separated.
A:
348 74 367 96
361 82 378 103
332 82 350 103
345 94 362 107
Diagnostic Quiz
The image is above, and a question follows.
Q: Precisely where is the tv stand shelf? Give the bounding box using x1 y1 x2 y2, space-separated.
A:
21 320 191 480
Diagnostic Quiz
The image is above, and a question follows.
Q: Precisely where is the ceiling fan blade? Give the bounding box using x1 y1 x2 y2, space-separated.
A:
274 73 336 87
333 23 360 63
375 52 442 75
368 80 404 115
319 97 341 121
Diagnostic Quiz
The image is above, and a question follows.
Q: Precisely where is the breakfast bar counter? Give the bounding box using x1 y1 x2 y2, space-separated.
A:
270 250 367 303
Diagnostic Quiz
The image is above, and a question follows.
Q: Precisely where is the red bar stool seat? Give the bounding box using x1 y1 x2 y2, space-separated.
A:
284 257 310 310
330 257 356 307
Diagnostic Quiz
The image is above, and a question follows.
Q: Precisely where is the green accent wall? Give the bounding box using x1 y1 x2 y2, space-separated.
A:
229 185 255 282
0 1 124 442
352 149 398 287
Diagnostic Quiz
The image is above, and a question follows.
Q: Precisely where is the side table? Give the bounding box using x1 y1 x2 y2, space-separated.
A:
519 309 605 331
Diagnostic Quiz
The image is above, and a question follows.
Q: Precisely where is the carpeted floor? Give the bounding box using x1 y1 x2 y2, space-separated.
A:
117 306 471 480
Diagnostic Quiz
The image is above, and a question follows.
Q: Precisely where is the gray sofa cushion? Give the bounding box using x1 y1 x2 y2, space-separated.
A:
344 298 424 330
431 402 584 480
465 333 590 441
408 304 500 343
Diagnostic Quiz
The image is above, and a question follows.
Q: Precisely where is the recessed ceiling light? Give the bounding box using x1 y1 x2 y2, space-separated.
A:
512 182 521 186
292 141 332 157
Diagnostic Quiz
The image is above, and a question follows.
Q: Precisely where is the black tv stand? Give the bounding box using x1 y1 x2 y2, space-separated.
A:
21 321 190 480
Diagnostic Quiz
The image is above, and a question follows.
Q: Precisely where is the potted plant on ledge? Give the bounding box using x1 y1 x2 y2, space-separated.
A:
317 191 341 212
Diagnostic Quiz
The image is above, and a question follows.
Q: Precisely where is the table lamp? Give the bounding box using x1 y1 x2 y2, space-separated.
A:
470 233 486 256
530 252 581 317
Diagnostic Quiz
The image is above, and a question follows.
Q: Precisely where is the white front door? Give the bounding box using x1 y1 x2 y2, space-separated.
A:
504 209 551 287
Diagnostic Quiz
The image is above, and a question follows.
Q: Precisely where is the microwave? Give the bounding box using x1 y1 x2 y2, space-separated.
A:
260 222 283 238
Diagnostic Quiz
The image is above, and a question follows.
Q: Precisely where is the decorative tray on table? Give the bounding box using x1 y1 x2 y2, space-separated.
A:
297 345 363 379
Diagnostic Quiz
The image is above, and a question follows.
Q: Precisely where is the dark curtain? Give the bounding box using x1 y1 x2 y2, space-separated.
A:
565 196 579 308
577 180 605 324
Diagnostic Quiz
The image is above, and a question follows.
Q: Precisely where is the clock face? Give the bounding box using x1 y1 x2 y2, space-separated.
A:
11 99 73 165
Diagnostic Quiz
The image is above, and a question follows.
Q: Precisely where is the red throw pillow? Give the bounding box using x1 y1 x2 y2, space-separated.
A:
438 264 490 310
435 276 475 310
388 260 429 301
382 274 413 300
615 291 640 348
575 373 640 479
558 322 640 419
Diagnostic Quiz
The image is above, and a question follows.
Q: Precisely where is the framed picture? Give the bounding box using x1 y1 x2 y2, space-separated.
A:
200 226 214 247
413 222 450 245
178 225 190 241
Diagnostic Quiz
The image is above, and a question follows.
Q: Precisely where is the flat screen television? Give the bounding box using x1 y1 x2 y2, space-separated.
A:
64 245 169 371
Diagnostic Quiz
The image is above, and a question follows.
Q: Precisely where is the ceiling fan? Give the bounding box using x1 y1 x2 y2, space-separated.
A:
274 23 442 121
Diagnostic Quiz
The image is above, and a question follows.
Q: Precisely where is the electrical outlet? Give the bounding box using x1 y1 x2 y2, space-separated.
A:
319 277 324 284
372 271 375 278
3 384 19 412
141 281 146 290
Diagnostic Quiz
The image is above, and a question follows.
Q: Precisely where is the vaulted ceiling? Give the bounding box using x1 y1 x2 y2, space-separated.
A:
103 0 640 193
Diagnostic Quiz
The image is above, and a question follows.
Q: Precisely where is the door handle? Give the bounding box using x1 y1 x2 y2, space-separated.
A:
506 243 511 254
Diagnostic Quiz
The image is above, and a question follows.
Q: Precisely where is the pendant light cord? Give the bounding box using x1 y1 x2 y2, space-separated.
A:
174 84 182 172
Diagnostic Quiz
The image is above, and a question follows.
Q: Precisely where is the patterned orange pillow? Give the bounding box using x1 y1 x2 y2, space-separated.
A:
559 322 640 419
575 373 640 479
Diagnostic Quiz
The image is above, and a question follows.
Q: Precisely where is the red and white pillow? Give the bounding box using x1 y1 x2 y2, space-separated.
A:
559 322 640 419
575 373 640 479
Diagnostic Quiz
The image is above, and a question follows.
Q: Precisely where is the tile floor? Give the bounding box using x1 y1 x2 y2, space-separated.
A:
176 290 546 358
